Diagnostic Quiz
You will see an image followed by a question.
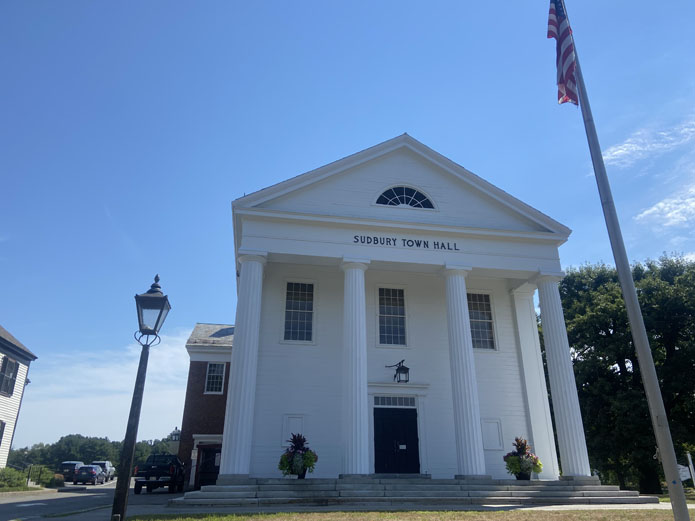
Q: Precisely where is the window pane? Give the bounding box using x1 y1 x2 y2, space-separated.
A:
379 288 406 345
467 293 495 349
205 363 225 393
284 282 314 342
376 186 433 209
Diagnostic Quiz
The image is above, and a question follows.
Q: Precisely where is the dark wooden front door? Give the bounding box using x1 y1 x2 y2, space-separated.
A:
374 407 420 474
196 446 221 488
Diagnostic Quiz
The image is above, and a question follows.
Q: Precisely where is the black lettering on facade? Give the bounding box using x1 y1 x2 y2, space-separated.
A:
354 235 455 251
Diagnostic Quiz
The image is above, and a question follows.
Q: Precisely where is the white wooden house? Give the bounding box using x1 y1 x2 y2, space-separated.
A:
0 326 37 468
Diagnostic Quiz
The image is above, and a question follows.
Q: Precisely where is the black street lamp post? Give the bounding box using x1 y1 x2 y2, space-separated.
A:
111 275 171 521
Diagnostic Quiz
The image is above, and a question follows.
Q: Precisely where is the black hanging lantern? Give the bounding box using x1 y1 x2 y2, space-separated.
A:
135 275 171 336
386 360 410 383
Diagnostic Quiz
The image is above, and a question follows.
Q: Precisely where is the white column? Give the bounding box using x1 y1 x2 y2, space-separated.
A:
341 260 370 475
511 285 560 479
537 275 591 477
218 253 266 480
444 267 486 477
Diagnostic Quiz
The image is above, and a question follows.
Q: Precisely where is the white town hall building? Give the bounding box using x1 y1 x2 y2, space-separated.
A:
182 134 593 484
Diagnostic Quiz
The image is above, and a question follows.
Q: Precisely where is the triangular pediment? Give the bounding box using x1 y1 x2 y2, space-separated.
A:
234 135 570 238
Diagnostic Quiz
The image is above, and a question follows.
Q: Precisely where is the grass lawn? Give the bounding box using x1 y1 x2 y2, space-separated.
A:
659 494 695 503
129 512 677 521
0 486 43 493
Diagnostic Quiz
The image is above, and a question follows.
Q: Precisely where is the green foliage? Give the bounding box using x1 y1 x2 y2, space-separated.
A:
0 467 27 488
8 433 174 474
558 255 695 493
277 433 318 476
27 465 55 486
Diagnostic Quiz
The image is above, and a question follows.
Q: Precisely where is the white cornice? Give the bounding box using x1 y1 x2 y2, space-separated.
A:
186 344 232 362
367 382 430 390
235 208 569 244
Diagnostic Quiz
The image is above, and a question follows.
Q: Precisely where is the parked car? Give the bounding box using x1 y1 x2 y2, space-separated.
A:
73 464 106 485
59 461 84 482
133 454 185 494
91 460 116 481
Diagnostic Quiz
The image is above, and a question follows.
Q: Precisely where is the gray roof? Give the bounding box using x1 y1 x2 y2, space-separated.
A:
186 323 234 348
0 324 38 361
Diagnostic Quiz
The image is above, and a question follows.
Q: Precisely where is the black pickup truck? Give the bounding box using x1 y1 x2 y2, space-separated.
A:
133 454 185 494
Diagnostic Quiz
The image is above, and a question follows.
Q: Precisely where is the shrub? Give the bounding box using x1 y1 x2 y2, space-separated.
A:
0 467 27 488
27 465 55 487
47 474 65 488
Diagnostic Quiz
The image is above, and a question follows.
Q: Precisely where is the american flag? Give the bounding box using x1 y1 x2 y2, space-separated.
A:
547 0 578 105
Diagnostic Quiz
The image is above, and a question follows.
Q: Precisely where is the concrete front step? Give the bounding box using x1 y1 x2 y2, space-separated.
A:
256 478 337 485
202 483 627 494
257 490 340 498
187 488 642 500
259 484 341 491
174 477 658 508
173 494 659 507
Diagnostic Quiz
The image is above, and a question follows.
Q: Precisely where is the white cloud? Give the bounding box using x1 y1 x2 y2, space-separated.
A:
13 328 193 448
603 118 695 168
635 185 695 228
684 252 695 262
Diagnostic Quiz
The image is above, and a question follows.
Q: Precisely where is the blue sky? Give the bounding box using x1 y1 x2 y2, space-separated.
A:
2 1 694 448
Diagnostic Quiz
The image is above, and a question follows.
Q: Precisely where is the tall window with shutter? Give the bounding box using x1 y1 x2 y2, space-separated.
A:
0 356 19 396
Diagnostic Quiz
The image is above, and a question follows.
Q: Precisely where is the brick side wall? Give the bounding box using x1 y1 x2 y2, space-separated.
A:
178 360 229 482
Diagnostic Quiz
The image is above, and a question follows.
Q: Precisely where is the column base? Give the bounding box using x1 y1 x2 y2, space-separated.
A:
339 473 433 479
216 474 257 485
560 475 601 484
455 474 492 480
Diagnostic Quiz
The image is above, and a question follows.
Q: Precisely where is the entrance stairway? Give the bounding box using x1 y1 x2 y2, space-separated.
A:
171 474 659 508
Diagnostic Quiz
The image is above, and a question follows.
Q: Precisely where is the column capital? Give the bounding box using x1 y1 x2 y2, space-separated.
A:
537 271 565 284
341 258 370 272
510 281 536 297
442 265 472 278
238 252 267 266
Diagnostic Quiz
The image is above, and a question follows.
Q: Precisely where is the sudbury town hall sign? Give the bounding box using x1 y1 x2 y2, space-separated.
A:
353 234 460 251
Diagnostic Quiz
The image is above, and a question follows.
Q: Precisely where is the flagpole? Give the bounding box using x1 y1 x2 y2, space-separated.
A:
568 22 690 521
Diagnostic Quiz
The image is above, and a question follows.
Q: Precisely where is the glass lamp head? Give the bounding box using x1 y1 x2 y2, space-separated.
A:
135 275 171 336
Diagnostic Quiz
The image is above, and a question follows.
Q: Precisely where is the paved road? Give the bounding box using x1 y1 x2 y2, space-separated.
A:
0 480 184 521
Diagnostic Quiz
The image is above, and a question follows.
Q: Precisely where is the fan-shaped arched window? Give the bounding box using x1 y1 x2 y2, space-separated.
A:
376 186 434 209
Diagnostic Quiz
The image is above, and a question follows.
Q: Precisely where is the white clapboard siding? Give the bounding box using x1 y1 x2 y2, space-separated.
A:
257 148 549 234
0 361 28 468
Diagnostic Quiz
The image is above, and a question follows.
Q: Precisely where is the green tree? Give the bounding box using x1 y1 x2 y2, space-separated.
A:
48 434 118 468
9 433 172 474
132 438 172 470
559 255 695 493
7 442 50 468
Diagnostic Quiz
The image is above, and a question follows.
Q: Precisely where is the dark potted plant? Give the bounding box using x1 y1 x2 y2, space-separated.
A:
278 433 318 479
503 437 543 480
